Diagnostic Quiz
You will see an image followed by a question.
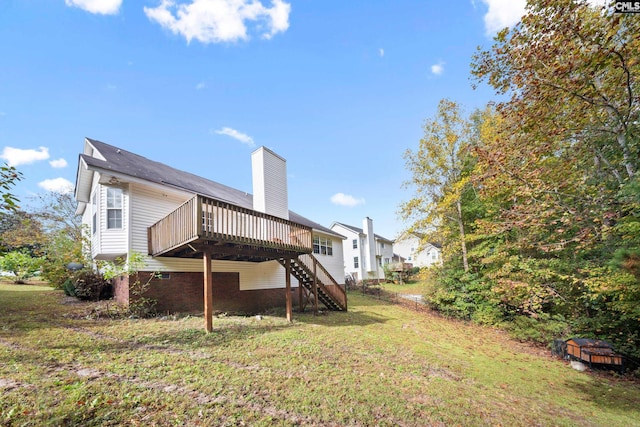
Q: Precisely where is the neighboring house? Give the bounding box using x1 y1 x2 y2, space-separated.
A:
74 138 347 330
329 218 394 282
394 232 442 268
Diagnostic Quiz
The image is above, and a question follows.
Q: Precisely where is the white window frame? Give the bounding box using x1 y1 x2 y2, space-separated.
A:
106 187 123 230
313 236 333 256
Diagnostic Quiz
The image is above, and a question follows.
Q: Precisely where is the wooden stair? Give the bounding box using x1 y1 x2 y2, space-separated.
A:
279 254 347 311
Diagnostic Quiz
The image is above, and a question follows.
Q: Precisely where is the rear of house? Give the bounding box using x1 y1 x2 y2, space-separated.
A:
75 138 346 321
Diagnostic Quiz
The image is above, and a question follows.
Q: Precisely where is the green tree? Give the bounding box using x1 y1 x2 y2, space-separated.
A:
29 192 86 288
0 210 46 255
468 0 640 353
400 99 475 272
0 164 22 212
0 250 43 284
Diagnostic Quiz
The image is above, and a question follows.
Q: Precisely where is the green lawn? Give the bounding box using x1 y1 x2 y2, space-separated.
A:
1 283 639 426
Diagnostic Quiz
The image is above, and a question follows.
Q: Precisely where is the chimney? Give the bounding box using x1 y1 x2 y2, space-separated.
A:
363 217 376 272
251 147 289 219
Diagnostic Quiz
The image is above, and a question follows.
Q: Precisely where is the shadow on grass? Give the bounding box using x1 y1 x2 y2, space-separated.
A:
563 375 640 420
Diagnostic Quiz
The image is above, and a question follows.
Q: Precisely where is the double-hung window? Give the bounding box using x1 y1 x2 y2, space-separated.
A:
106 187 123 229
313 236 333 256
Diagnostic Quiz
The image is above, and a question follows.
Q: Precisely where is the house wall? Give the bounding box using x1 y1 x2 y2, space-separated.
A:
312 231 346 283
394 235 442 268
376 239 394 273
84 169 344 313
114 272 301 314
86 180 129 260
329 222 390 281
330 224 363 281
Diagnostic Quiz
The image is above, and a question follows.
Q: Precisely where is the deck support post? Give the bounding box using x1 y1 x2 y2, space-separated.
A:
204 251 213 333
313 257 318 315
285 257 292 322
298 259 304 313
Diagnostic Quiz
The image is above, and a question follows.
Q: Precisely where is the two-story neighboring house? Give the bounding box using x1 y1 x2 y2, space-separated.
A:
74 138 347 330
394 232 442 268
329 218 394 282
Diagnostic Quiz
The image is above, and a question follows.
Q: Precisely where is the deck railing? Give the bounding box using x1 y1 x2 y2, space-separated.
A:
149 195 313 257
298 253 347 310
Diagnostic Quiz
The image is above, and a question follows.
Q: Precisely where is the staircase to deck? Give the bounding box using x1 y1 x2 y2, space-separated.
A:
279 254 347 311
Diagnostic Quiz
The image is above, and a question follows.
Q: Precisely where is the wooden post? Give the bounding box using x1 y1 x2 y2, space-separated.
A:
203 251 213 333
285 257 292 322
313 257 318 315
298 259 303 313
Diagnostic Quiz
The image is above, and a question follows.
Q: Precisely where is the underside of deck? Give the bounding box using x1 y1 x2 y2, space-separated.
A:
154 237 309 263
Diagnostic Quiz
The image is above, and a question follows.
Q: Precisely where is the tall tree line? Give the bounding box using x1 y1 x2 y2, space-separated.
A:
403 0 640 358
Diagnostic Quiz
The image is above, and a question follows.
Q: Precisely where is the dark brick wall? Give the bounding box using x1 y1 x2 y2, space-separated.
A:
114 271 300 315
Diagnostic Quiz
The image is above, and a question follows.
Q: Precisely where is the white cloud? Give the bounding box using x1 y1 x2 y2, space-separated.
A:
479 0 607 36
144 0 291 44
214 127 255 147
49 158 68 169
0 146 49 167
431 61 445 76
379 48 384 57
196 82 206 90
38 178 74 194
330 193 365 208
65 0 122 15
479 0 526 35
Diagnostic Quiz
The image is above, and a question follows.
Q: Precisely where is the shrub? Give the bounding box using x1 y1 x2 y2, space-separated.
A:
74 271 112 301
504 313 569 344
62 279 76 297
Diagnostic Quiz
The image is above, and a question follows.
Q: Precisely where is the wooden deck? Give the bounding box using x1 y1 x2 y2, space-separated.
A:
148 195 313 262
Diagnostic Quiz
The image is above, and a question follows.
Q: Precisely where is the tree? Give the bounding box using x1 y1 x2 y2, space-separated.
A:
472 0 639 185
27 193 85 288
0 250 42 284
468 0 640 354
400 99 475 272
0 210 46 255
0 164 22 212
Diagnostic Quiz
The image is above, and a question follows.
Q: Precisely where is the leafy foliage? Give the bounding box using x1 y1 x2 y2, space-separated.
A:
0 250 43 283
0 163 22 212
101 252 158 318
73 270 112 301
406 1 640 359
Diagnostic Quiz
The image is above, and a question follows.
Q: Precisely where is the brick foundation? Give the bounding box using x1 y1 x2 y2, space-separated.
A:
113 271 300 315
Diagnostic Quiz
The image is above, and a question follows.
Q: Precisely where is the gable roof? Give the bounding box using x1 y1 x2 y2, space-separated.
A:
76 138 342 238
330 221 393 243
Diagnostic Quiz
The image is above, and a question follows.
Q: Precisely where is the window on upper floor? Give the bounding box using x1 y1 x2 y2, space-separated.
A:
381 242 385 248
313 236 333 256
106 187 123 229
353 239 358 249
354 256 359 268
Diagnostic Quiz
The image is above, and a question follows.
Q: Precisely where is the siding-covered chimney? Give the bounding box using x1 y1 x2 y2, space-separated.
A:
251 147 289 219
363 216 377 273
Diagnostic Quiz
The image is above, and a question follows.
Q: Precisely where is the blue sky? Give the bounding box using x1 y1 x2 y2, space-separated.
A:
0 0 529 240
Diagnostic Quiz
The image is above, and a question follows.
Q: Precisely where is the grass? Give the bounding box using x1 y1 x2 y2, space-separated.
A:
1 283 640 426
377 279 430 295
